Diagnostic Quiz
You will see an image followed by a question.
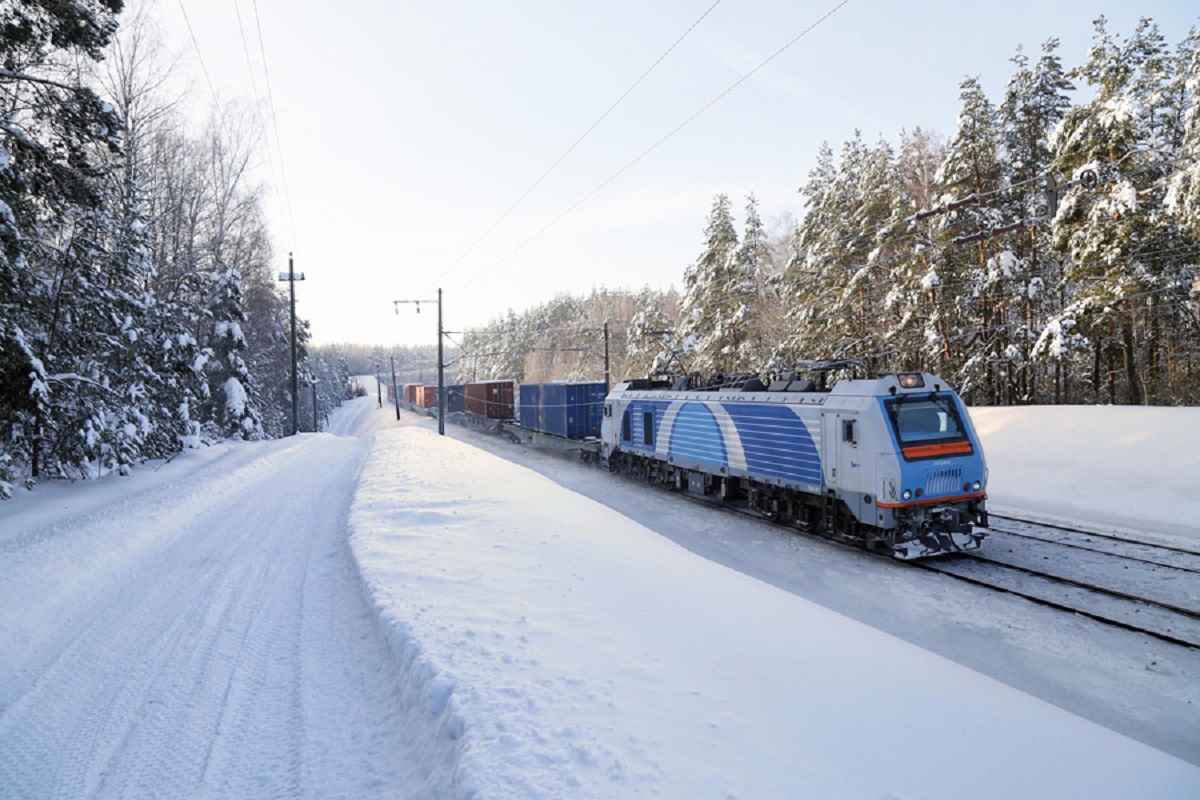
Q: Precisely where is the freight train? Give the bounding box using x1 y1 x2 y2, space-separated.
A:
407 364 989 559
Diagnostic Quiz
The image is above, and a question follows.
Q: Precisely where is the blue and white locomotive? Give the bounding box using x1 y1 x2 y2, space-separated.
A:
599 365 988 559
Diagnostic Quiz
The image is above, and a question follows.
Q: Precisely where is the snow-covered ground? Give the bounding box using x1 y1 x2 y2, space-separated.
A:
1 386 1198 798
970 404 1200 545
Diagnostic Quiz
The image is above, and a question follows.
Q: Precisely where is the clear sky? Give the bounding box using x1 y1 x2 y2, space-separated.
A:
153 1 1198 347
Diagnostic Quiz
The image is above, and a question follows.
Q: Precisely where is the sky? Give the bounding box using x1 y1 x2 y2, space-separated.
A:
148 1 1200 346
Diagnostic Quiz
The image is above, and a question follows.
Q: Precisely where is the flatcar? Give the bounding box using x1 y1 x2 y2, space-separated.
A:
599 367 988 559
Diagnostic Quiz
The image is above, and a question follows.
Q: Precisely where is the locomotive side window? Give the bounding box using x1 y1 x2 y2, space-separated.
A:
842 419 857 444
622 410 631 442
643 411 654 446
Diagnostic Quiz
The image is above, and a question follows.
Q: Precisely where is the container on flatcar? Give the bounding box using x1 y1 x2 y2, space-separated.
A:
415 385 437 409
464 380 514 419
403 384 419 406
444 384 466 414
527 382 606 439
519 384 542 430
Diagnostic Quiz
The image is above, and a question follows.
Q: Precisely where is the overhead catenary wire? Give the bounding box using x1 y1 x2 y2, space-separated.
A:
421 0 725 297
450 0 854 296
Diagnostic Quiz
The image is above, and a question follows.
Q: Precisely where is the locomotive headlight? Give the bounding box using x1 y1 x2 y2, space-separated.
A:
972 480 982 491
902 489 912 501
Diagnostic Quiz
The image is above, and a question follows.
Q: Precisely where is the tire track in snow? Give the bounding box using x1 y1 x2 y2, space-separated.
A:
0 433 421 799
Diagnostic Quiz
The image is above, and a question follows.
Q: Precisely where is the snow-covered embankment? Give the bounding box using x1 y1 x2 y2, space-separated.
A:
349 426 1200 799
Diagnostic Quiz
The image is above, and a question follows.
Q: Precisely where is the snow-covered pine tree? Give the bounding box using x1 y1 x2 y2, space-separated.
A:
1051 16 1197 404
242 263 293 438
205 263 263 439
626 289 681 379
777 141 842 365
934 76 1006 403
1167 28 1200 241
999 39 1074 403
846 137 904 376
680 193 745 376
0 0 126 481
733 194 770 370
781 133 902 375
887 128 948 372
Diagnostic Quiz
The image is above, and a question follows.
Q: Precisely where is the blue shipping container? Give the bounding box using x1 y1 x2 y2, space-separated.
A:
518 384 541 429
537 382 607 439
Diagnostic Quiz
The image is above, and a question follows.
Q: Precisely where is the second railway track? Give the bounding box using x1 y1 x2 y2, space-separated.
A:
919 519 1200 649
667 485 1200 648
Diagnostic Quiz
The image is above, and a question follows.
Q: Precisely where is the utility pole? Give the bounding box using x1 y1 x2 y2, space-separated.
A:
390 355 400 420
277 253 305 436
395 289 446 436
603 320 611 393
437 288 445 436
311 381 319 432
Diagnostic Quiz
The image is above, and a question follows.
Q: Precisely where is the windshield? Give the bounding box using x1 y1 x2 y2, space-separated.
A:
884 395 972 454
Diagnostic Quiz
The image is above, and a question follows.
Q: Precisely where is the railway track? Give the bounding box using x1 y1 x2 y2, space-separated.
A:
668 489 1200 649
477 419 1200 650
917 514 1200 649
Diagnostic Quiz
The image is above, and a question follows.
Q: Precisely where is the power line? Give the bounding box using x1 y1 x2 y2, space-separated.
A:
451 0 853 296
176 0 218 105
250 0 298 249
422 0 724 296
232 0 289 242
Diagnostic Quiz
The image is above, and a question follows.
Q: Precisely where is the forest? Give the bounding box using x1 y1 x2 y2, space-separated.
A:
0 2 352 496
2 6 1198 497
459 17 1200 409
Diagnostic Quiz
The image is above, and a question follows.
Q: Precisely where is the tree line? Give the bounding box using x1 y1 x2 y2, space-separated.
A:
463 17 1200 407
0 3 348 497
3 10 1197 497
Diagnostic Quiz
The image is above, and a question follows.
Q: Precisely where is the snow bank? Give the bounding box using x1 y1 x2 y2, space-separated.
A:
970 405 1200 543
349 426 1200 799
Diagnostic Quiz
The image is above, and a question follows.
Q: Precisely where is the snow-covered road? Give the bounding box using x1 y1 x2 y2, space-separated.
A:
0 434 420 798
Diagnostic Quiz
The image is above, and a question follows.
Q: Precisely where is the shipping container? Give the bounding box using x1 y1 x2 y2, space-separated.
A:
415 385 437 408
403 384 419 406
518 384 541 430
519 381 607 439
444 385 466 414
464 381 514 419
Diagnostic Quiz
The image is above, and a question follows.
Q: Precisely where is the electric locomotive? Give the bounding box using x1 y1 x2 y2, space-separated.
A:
599 364 988 559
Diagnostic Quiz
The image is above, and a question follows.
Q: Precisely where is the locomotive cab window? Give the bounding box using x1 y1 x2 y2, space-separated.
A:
885 395 973 459
842 419 857 445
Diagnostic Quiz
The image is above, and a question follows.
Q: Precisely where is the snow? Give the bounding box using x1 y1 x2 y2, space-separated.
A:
212 319 245 344
1 385 1198 798
971 404 1200 544
222 376 247 418
350 425 1198 799
988 249 1019 280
